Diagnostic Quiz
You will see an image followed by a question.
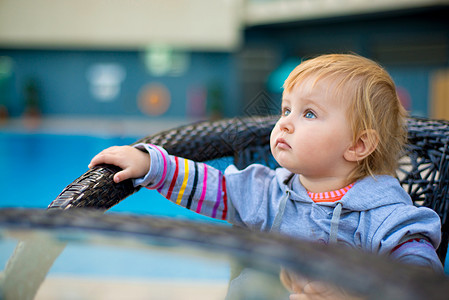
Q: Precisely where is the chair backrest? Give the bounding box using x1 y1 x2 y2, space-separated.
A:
397 117 449 263
49 116 449 264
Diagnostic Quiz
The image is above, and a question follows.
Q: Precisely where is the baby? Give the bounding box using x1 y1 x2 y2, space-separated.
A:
89 54 443 297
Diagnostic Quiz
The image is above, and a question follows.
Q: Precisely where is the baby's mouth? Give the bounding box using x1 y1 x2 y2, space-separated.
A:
276 137 291 149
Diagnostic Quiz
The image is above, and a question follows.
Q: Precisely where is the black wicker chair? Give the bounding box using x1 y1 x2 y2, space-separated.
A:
49 115 449 265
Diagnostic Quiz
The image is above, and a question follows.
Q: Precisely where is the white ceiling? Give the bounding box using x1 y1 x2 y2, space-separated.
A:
0 0 446 50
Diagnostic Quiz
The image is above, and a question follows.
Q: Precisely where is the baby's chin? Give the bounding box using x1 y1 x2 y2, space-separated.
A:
274 160 300 174
271 152 293 170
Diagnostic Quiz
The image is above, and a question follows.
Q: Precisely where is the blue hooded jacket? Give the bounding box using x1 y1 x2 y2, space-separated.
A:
134 144 443 271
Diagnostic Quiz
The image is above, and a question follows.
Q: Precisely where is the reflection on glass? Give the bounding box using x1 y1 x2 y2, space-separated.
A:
0 233 65 300
0 226 288 300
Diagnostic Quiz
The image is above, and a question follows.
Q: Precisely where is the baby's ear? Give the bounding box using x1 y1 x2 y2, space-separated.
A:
344 130 379 162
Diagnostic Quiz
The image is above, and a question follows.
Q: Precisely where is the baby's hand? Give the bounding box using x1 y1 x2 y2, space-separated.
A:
280 269 362 300
88 146 151 183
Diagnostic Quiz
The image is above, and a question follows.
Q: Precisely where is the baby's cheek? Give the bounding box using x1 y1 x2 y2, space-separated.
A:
269 127 278 144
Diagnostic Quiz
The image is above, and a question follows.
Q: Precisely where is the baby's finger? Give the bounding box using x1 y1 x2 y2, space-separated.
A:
289 294 317 300
88 147 122 167
113 169 133 183
89 149 110 167
303 281 330 295
88 154 102 168
303 282 353 300
88 155 109 168
89 152 122 169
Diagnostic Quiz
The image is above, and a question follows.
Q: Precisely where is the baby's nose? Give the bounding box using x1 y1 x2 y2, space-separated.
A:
278 119 293 133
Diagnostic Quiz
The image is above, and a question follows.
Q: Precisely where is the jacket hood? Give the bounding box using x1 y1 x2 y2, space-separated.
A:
275 168 412 211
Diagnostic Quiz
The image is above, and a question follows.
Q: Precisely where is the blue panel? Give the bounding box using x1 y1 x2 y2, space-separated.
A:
0 49 238 118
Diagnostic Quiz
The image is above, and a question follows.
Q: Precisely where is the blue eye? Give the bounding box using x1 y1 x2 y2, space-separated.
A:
282 108 291 117
304 111 316 119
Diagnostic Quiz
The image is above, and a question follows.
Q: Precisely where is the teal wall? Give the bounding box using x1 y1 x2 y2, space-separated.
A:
0 49 238 118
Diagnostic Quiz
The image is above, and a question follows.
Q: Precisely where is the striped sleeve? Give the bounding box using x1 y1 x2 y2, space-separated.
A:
133 143 229 220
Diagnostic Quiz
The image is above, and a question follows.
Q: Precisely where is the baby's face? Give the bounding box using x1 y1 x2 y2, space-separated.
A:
270 76 355 179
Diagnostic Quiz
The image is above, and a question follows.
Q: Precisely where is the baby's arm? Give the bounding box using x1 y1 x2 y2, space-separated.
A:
373 205 443 272
389 237 443 272
89 144 269 225
88 146 151 183
131 144 229 221
88 144 229 221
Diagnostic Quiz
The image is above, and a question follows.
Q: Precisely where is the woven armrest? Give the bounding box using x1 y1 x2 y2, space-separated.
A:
48 116 276 210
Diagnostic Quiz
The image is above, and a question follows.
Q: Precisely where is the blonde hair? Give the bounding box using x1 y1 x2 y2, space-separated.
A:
283 54 408 183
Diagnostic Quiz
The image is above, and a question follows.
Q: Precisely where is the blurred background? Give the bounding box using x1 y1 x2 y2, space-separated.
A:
0 0 449 215
1 0 449 130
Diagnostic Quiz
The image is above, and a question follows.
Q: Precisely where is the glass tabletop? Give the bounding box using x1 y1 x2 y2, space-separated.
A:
0 208 448 300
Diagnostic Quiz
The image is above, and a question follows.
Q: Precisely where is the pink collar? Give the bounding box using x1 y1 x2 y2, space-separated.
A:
307 183 354 203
